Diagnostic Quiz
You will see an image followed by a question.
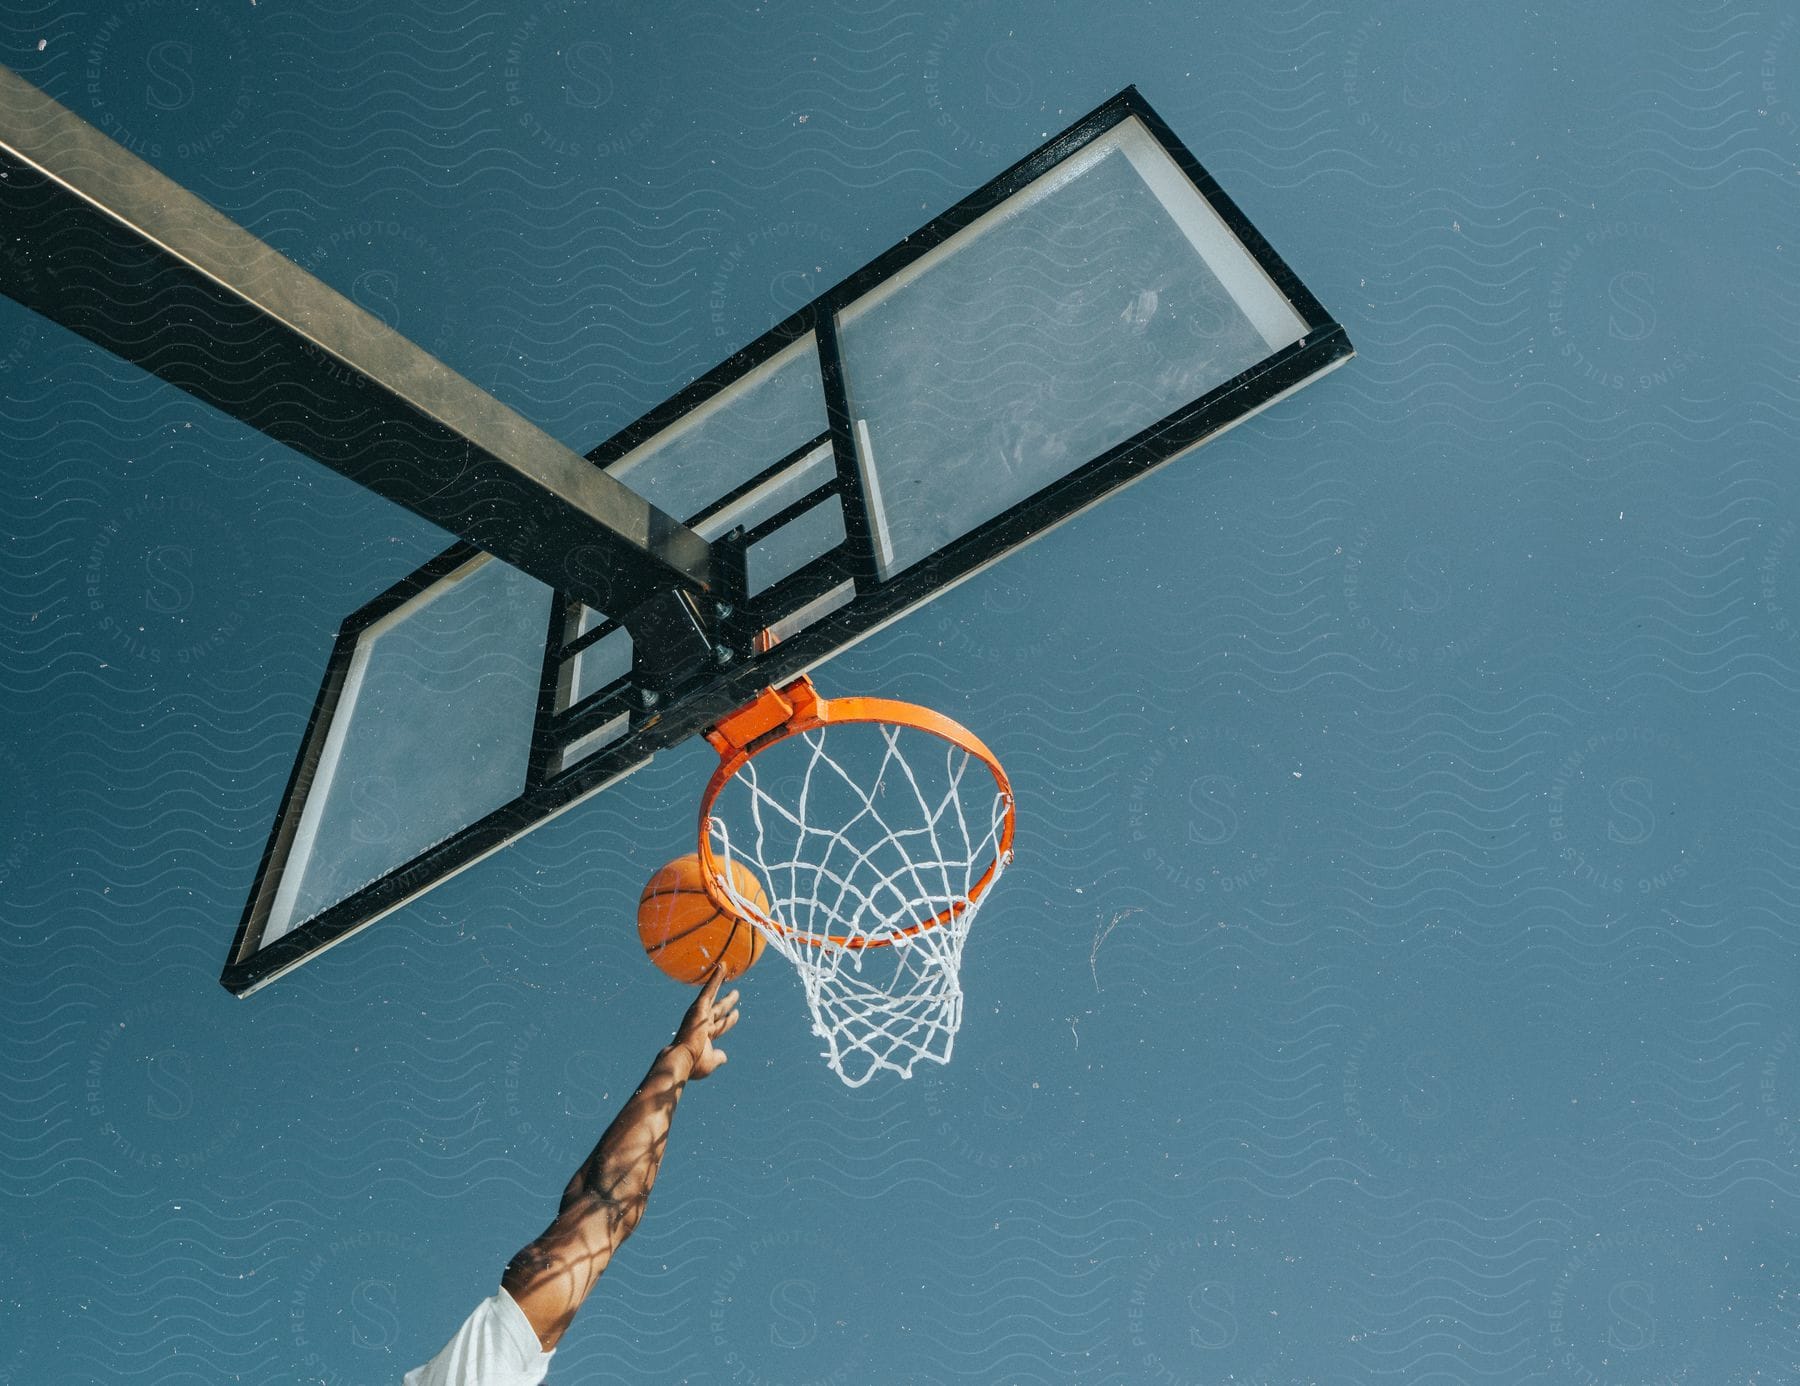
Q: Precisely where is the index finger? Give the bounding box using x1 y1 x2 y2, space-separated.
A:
699 962 727 1003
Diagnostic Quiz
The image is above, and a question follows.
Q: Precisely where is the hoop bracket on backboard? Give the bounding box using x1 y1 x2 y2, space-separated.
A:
705 678 815 756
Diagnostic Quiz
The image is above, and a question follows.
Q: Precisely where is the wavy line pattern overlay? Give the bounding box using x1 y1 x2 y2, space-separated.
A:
2 0 1798 1380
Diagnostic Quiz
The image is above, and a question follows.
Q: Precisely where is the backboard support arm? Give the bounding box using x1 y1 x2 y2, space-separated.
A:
0 63 710 616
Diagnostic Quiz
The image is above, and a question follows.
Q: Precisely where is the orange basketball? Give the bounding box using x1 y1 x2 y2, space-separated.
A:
637 853 770 983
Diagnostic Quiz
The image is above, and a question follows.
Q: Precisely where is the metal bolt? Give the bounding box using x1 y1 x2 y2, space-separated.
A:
639 688 660 709
714 644 734 665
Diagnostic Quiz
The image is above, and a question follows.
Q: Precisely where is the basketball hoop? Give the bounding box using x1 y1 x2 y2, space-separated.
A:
697 676 1016 1086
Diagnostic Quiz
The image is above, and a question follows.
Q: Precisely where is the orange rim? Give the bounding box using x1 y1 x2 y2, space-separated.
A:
696 676 1016 950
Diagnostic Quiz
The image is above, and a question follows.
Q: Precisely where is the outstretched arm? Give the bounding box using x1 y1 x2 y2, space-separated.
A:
501 966 741 1351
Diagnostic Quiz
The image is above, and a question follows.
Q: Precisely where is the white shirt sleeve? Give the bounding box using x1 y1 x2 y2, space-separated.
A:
403 1285 556 1386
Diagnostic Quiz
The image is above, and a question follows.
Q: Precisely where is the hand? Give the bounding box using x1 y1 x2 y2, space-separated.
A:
672 965 740 1080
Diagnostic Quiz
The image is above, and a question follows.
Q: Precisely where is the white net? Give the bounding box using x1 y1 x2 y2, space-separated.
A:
705 721 1011 1087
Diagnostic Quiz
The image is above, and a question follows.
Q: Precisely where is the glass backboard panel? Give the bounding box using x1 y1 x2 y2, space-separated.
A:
748 497 848 596
567 625 632 706
261 555 551 943
227 88 1352 996
691 440 836 542
609 333 828 526
836 117 1307 578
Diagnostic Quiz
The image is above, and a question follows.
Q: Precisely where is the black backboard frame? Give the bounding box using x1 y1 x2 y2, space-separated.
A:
222 84 1354 995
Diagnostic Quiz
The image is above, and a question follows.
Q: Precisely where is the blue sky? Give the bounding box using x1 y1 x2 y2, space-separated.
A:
2 1 1797 1380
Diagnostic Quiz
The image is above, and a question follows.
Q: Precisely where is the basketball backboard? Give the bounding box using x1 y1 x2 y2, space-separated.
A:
0 70 1351 995
221 95 1350 993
